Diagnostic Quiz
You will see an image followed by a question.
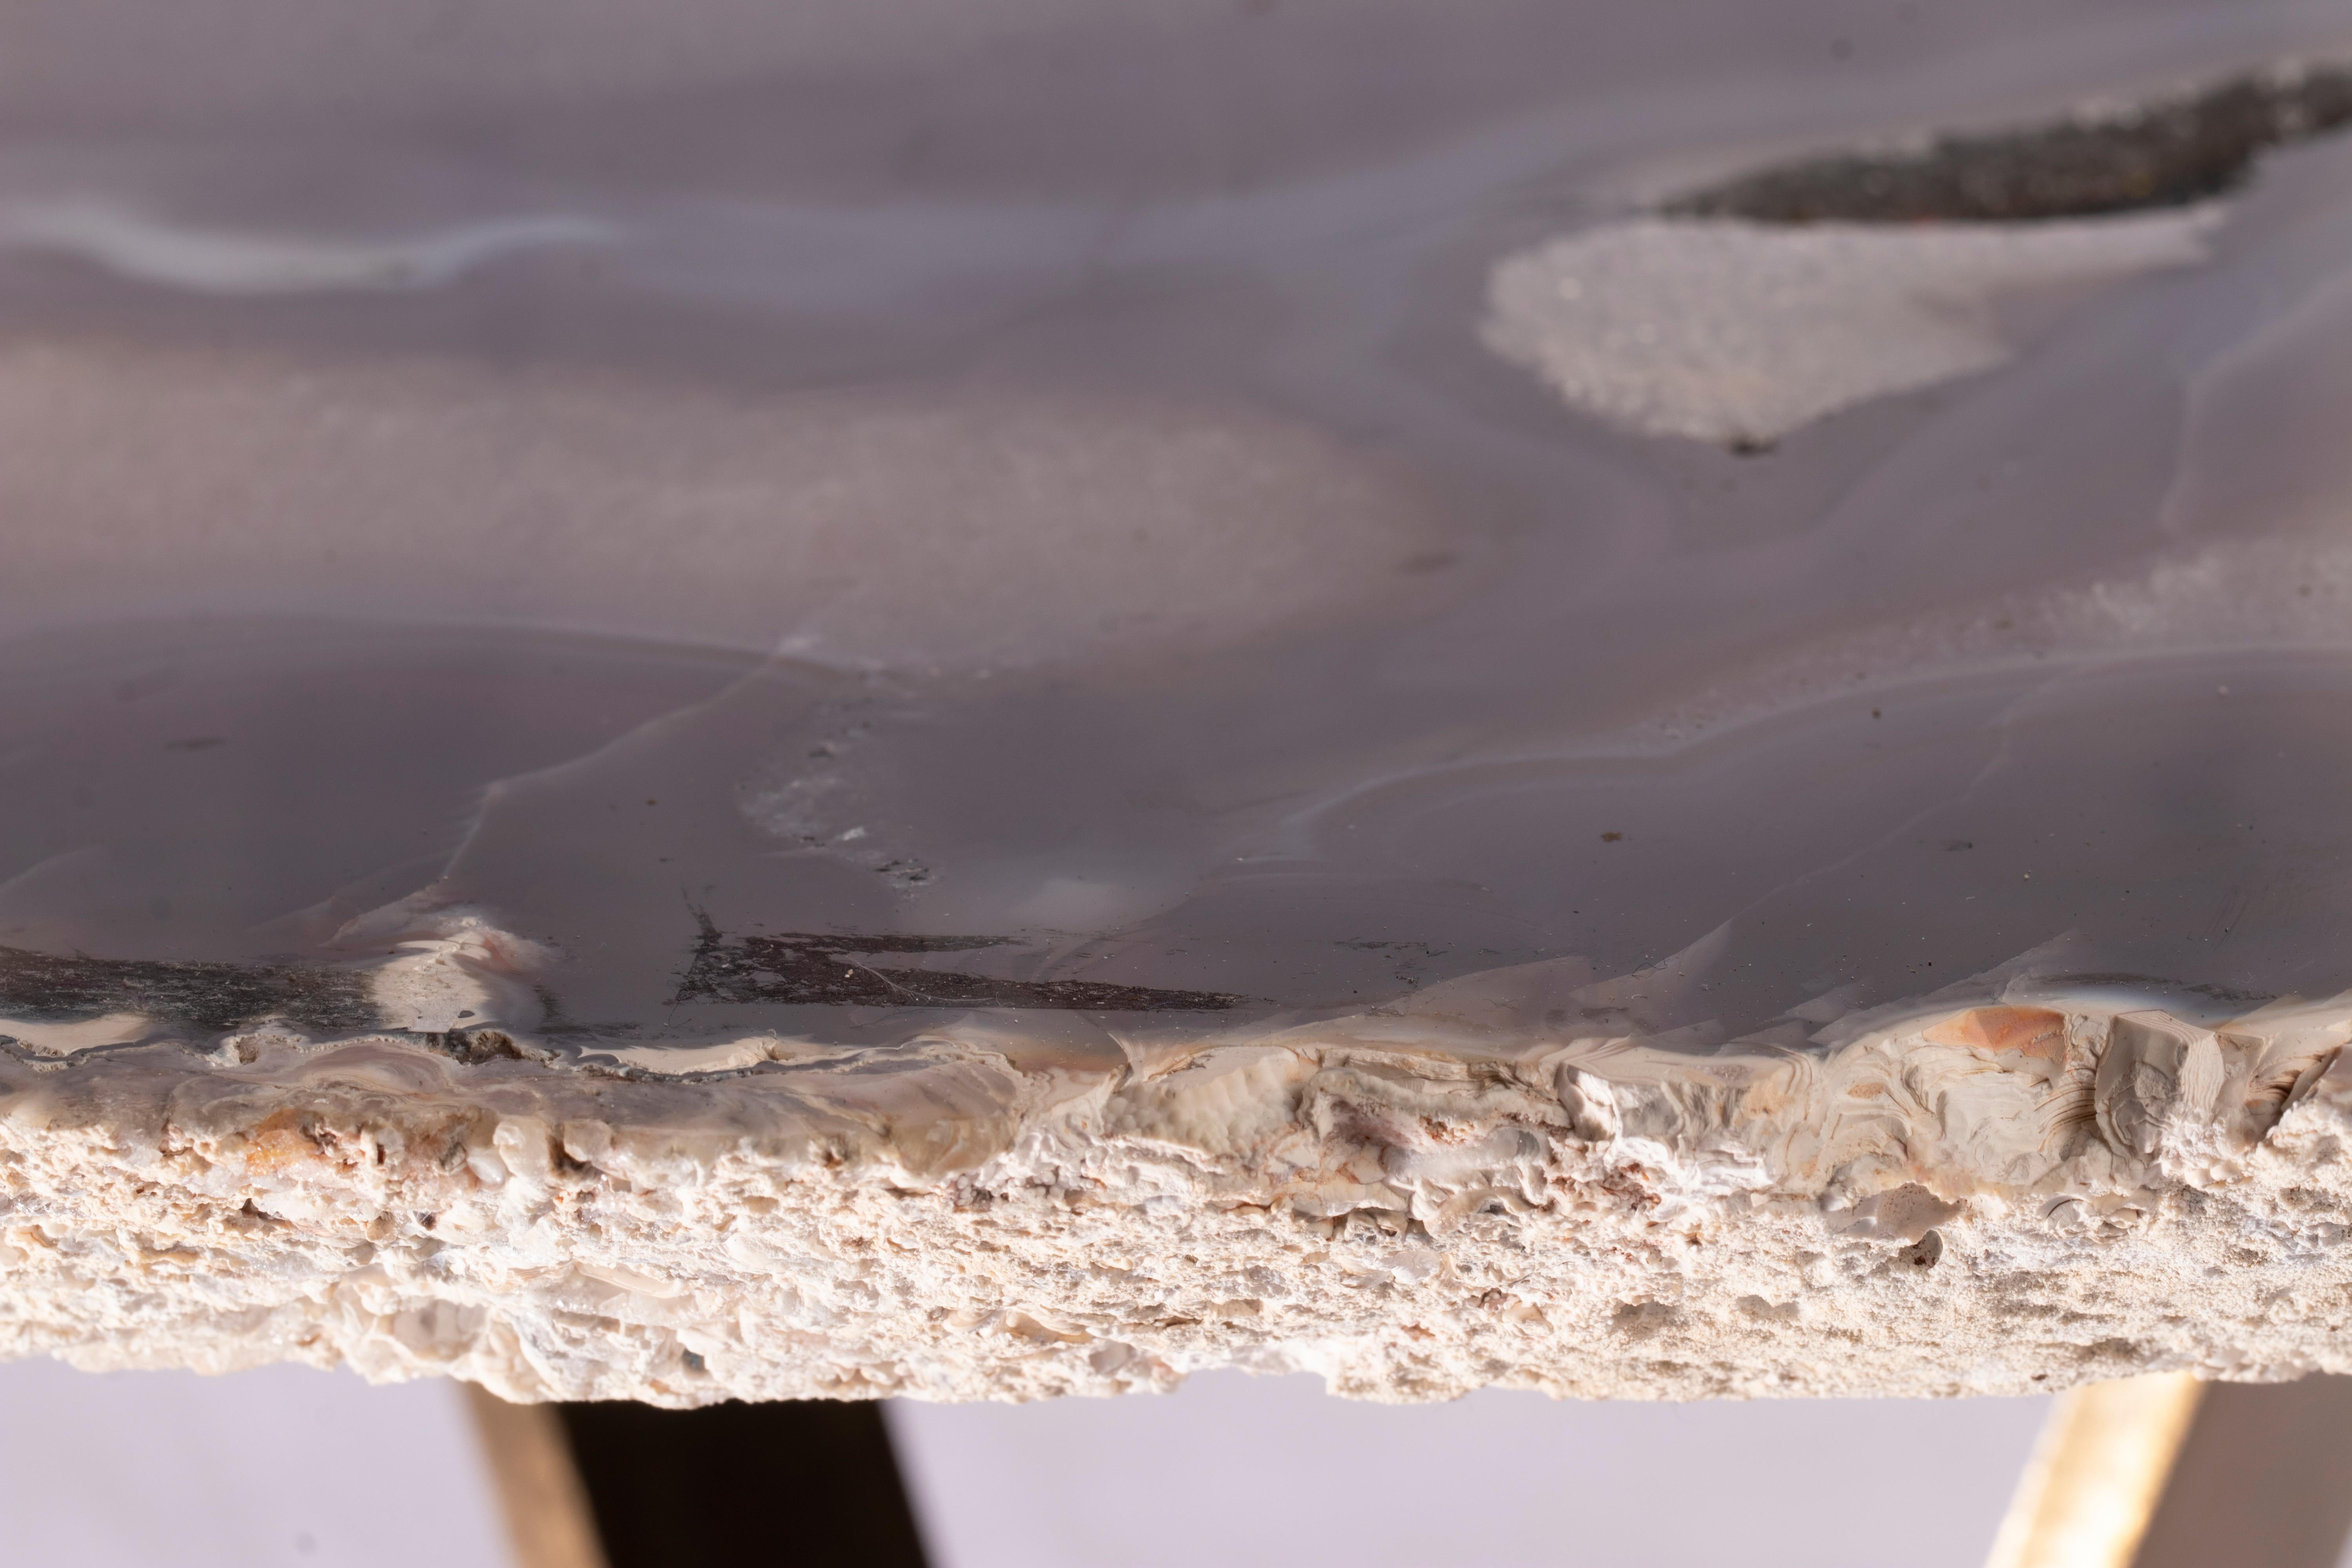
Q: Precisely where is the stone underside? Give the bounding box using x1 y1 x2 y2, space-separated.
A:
5 972 2352 1406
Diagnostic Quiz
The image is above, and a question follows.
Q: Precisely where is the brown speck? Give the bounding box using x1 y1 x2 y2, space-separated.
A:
1601 831 1623 842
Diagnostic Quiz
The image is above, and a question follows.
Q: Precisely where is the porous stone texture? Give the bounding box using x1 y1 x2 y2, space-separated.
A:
6 962 2350 1405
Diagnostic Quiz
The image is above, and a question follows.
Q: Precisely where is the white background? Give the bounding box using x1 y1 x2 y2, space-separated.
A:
888 1370 2052 1568
0 1358 512 1568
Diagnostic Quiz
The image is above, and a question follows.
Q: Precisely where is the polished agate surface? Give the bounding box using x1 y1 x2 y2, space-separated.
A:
6 0 2352 1075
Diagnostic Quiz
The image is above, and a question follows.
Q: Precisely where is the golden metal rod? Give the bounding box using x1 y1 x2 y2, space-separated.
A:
465 1384 612 1568
1982 1373 2204 1568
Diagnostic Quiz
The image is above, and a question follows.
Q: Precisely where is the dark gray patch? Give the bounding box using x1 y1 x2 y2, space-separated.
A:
671 913 1247 1012
0 945 376 1035
1901 1229 1945 1270
424 1028 550 1066
1668 65 2352 223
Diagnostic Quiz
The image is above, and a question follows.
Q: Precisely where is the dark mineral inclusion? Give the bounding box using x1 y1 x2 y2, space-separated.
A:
0 946 376 1038
0 924 1243 1054
671 918 1247 1013
1669 65 2352 223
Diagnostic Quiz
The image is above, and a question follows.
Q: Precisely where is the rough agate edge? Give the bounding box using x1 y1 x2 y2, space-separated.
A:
13 26 2352 1410
7 934 2350 1406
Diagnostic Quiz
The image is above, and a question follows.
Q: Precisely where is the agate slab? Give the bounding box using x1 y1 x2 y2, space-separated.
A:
6 1 2352 1403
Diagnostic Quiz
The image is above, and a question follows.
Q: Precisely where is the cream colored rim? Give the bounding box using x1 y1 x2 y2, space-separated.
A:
1983 1373 2205 1568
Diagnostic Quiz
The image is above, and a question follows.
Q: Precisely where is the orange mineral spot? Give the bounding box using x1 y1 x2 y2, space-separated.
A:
1926 1006 2068 1062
